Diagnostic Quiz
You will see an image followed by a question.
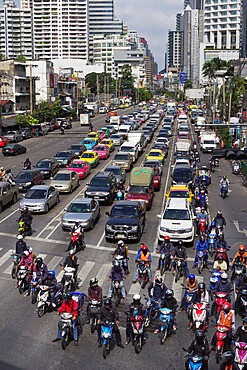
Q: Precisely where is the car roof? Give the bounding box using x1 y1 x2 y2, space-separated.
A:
105 166 121 170
54 170 72 174
93 171 111 178
28 185 51 189
166 198 188 209
112 200 140 206
70 198 92 204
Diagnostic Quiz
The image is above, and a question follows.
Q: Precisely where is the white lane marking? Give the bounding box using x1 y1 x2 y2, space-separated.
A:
0 208 19 224
233 220 247 236
12 165 16 168
96 263 111 286
0 250 14 267
77 261 94 286
56 269 64 283
35 145 38 148
172 276 183 303
129 282 141 295
96 232 105 248
47 256 63 270
45 221 62 240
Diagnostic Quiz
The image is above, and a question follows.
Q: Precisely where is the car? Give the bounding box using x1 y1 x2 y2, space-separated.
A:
104 166 126 184
146 149 165 164
62 198 100 231
112 153 133 171
54 151 76 167
172 164 193 185
174 159 191 167
100 139 115 152
2 143 27 156
153 166 161 191
86 132 100 141
20 128 33 140
92 144 110 159
101 127 110 138
15 170 44 191
155 137 169 146
99 106 107 114
143 159 163 174
85 171 117 205
68 144 86 157
0 182 19 213
66 160 91 179
33 158 59 179
110 134 124 146
165 185 194 203
63 121 72 129
152 143 168 157
51 170 79 193
157 198 195 244
0 136 10 147
96 131 106 141
142 130 153 143
79 151 100 168
81 138 98 151
105 125 116 135
19 185 59 213
5 131 23 142
105 201 146 242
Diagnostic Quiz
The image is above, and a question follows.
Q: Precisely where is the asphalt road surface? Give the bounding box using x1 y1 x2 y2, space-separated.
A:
0 107 247 370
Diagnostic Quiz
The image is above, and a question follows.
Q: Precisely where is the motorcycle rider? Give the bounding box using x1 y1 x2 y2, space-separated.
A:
125 294 146 345
220 175 230 195
5 169 15 185
108 261 127 301
0 166 6 180
154 289 178 334
17 251 33 291
23 158 31 170
213 211 226 232
172 240 189 278
214 235 229 267
96 298 124 348
219 352 239 370
111 240 129 274
196 207 208 236
157 235 173 271
16 234 27 255
193 235 209 269
198 189 207 211
18 207 33 235
34 257 48 283
148 275 168 308
235 273 247 315
133 245 152 283
231 244 247 273
179 274 199 312
87 278 102 323
185 330 210 370
211 272 232 316
233 316 247 343
60 125 65 135
26 246 37 264
41 270 57 307
189 282 209 330
206 220 218 237
194 195 203 210
116 180 125 199
52 292 79 346
61 250 78 287
67 219 84 251
211 302 235 351
213 254 227 272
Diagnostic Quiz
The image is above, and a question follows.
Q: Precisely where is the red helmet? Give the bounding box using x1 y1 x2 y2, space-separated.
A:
239 245 246 253
164 236 170 241
222 302 231 314
141 245 148 250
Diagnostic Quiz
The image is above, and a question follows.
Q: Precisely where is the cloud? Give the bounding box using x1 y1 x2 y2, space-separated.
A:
115 0 183 70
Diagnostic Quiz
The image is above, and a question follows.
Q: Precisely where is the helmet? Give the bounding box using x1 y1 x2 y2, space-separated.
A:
0 167 3 170
222 302 231 314
23 206 28 212
104 298 112 310
219 234 224 241
118 240 124 247
200 189 205 194
133 294 141 305
17 234 23 240
223 175 226 180
198 282 205 291
243 317 247 324
196 196 200 201
141 245 148 250
75 219 80 225
164 236 170 241
217 254 224 260
178 240 183 248
200 235 205 242
48 270 55 279
65 293 72 302
155 276 163 285
27 246 32 253
217 211 222 217
114 261 120 270
211 221 216 227
195 330 205 339
26 158 29 161
201 207 205 211
23 251 29 257
90 278 98 289
221 272 228 283
69 249 75 255
189 274 195 281
36 257 43 267
239 245 246 253
166 289 174 299
221 351 233 364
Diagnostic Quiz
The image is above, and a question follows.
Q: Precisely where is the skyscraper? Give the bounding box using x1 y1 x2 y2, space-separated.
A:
184 0 190 9
176 13 182 31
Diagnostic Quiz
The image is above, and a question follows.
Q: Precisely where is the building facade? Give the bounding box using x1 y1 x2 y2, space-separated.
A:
167 30 182 69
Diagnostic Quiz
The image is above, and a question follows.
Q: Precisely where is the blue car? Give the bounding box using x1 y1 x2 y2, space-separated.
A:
80 138 98 150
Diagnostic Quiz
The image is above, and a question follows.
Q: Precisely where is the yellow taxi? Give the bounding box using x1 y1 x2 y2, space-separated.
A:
146 149 165 164
86 132 100 141
79 150 100 168
165 185 194 203
124 103 129 108
100 138 115 152
119 104 125 109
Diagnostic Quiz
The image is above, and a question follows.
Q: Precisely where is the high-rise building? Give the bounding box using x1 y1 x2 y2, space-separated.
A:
88 0 123 60
242 0 247 57
0 0 33 59
184 0 190 9
167 30 182 68
176 13 182 31
33 0 88 60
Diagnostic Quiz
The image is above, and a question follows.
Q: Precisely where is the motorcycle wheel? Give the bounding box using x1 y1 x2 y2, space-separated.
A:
198 262 203 274
91 317 95 334
37 305 45 318
216 347 223 364
31 292 37 305
160 328 167 345
11 267 17 279
175 268 179 283
135 337 142 354
19 284 24 294
115 293 120 307
103 343 107 359
140 278 146 289
144 315 151 327
61 333 68 350
160 264 165 275
56 295 63 307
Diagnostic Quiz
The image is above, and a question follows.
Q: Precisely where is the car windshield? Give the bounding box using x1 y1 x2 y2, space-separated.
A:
94 146 106 151
16 172 33 180
83 140 93 144
70 145 81 150
67 203 91 213
5 144 15 148
56 152 70 157
204 140 215 144
149 152 161 157
25 189 47 199
114 154 128 160
111 205 138 217
121 147 134 152
105 167 120 175
154 169 158 176
173 169 192 181
129 186 149 194
163 209 190 220
35 161 51 168
82 153 94 159
69 162 84 169
111 135 120 139
90 177 109 187
119 129 128 133
53 173 71 181
170 190 190 198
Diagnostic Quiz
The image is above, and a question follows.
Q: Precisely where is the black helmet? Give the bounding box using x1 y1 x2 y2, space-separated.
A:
219 234 224 241
178 240 183 248
166 289 174 299
217 211 222 217
198 282 205 292
65 293 72 302
200 235 205 242
221 272 228 283
195 330 204 339
155 275 163 286
104 298 112 310
36 257 43 267
90 278 98 289
221 351 233 364
223 176 226 180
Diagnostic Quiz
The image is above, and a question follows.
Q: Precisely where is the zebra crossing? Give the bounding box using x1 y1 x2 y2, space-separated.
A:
0 248 206 304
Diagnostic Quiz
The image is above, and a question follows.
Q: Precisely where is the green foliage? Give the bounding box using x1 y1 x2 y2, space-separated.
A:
202 58 233 79
218 125 230 146
121 64 133 81
0 54 5 61
138 88 153 102
28 116 39 125
15 115 29 127
16 55 26 61
69 109 77 119
32 97 61 122
184 80 193 90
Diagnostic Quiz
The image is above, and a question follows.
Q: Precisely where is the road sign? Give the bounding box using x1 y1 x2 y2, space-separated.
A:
180 72 187 84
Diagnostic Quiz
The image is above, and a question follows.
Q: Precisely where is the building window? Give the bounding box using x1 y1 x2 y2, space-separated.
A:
221 31 226 48
230 31 236 48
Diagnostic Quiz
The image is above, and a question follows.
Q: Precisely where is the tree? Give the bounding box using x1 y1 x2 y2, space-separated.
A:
32 97 61 122
16 55 26 61
121 64 132 80
202 58 234 79
15 115 29 128
184 80 193 90
0 54 5 61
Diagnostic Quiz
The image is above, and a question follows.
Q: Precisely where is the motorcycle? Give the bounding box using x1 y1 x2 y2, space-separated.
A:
233 163 240 175
60 127 65 135
67 232 84 253
17 221 25 237
116 190 124 201
127 313 145 353
36 283 63 317
192 303 207 331
144 296 159 327
112 280 124 307
174 257 184 283
159 307 173 345
61 266 77 293
137 261 149 289
197 250 206 274
231 260 245 283
215 324 229 364
100 320 114 359
220 184 228 199
159 252 171 275
113 254 129 275
214 158 219 167
214 246 230 266
208 233 217 256
213 292 228 319
183 349 206 370
30 273 39 304
235 342 247 370
239 289 247 317
88 299 101 334
208 271 222 301
59 313 74 350
11 253 21 279
17 265 31 294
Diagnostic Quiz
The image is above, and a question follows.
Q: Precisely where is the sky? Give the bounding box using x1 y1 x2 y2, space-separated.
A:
115 0 183 71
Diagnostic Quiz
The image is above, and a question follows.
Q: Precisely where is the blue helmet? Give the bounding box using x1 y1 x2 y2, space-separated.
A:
211 221 216 227
189 274 195 281
48 270 55 279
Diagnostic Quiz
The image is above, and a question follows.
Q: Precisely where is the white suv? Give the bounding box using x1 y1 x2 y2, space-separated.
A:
157 198 195 244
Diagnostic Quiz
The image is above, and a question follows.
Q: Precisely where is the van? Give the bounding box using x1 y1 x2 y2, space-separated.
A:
126 167 154 210
119 141 139 163
118 124 130 139
200 133 216 153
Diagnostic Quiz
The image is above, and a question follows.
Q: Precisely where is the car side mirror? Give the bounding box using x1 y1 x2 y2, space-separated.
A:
64 207 67 211
105 211 110 216
157 214 161 219
50 177 53 180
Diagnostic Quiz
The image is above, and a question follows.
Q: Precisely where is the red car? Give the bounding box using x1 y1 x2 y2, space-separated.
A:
153 166 161 191
0 136 10 147
66 160 91 179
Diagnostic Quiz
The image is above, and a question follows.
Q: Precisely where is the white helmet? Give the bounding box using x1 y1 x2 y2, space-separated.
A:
221 272 228 282
118 240 124 247
133 294 141 305
17 235 23 240
75 219 80 224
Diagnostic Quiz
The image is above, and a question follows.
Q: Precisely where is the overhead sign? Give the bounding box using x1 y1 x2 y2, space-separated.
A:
180 72 187 84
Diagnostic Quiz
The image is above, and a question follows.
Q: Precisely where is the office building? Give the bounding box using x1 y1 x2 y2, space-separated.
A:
176 13 182 31
167 30 182 68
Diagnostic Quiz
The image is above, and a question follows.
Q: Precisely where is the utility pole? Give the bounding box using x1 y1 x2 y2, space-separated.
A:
0 71 11 136
228 90 232 125
213 82 216 125
30 65 33 114
115 79 118 100
77 71 79 115
223 76 226 123
104 74 106 104
96 74 99 102
107 75 109 104
118 77 121 99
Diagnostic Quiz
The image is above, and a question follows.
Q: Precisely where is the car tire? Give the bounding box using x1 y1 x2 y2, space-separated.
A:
12 193 17 204
44 204 49 213
0 202 3 213
105 237 111 243
56 196 59 204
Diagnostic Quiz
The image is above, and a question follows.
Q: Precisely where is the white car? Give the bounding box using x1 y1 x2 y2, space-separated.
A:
157 198 195 243
99 107 107 114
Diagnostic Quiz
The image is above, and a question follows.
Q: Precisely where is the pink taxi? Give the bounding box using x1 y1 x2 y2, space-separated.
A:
66 160 91 179
92 144 110 159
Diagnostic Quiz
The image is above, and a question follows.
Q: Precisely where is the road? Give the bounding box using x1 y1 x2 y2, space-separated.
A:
0 108 247 370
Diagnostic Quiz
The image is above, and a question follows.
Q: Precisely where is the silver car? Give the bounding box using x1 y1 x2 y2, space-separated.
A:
104 166 126 184
110 134 124 146
62 198 100 231
19 185 59 213
50 170 79 193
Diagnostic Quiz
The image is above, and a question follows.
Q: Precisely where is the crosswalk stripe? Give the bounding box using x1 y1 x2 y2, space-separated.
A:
0 250 14 267
36 253 47 260
96 263 111 287
56 269 64 283
128 282 141 295
77 261 94 286
172 276 184 303
3 263 14 275
47 256 63 270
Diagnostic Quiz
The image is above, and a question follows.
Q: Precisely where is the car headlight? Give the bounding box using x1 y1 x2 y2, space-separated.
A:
160 227 168 232
106 225 112 231
101 192 109 196
132 226 138 231
184 228 193 232
25 182 32 186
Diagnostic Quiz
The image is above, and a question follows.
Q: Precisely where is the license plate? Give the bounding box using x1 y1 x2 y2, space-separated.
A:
117 233 125 239
94 196 100 199
5 149 9 152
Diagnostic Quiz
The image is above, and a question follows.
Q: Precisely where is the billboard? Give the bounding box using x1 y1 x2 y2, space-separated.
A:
185 88 204 99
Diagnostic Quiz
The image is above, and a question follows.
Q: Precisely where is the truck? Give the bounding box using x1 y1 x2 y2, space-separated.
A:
127 131 145 154
110 116 121 130
175 140 191 153
80 114 90 126
200 132 216 153
125 167 154 210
